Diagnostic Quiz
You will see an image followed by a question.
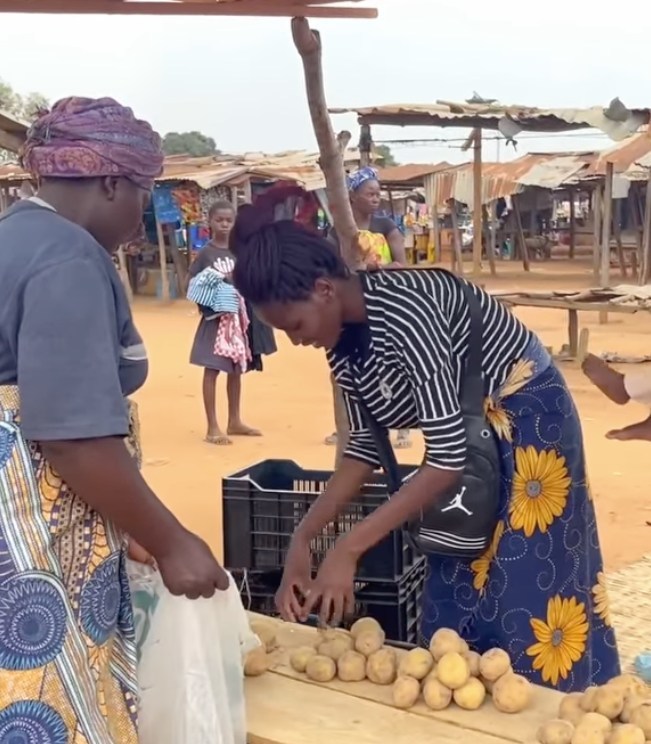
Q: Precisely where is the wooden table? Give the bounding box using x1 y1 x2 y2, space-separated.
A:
245 616 563 744
496 294 641 360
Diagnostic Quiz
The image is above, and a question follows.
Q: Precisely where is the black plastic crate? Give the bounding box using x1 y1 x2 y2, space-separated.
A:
223 459 419 582
234 556 427 645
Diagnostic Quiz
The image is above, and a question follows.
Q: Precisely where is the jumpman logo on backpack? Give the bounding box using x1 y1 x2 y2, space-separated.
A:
441 485 473 517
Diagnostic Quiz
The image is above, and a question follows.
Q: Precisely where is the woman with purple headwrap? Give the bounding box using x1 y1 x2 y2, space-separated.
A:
0 97 227 742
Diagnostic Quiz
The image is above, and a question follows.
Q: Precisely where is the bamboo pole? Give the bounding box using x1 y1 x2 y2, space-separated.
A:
155 217 170 302
292 17 360 270
472 129 483 281
640 169 651 284
599 162 614 324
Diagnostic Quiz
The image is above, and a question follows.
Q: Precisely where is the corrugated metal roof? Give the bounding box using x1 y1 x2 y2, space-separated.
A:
581 128 651 180
376 162 452 185
331 100 650 140
0 0 377 17
425 152 596 208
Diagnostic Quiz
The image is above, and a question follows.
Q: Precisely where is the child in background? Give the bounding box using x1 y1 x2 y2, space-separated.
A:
189 200 261 445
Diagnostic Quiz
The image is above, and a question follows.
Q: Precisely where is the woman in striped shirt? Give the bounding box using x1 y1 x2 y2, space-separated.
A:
232 199 620 692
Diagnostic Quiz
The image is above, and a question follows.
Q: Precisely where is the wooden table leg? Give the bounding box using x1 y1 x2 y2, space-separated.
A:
568 309 579 358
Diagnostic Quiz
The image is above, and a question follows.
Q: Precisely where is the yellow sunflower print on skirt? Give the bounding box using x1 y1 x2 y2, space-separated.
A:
419 340 620 691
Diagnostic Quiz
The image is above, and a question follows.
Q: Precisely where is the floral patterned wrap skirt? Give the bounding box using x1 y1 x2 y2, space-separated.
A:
420 340 620 691
0 386 140 744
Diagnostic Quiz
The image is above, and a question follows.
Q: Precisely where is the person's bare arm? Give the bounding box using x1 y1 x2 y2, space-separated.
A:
387 227 407 265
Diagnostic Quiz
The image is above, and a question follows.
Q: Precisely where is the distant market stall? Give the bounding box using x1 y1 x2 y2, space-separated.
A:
0 109 29 210
331 99 650 280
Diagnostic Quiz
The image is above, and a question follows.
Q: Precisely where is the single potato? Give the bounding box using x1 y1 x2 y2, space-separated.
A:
492 673 532 714
318 636 354 661
398 648 435 681
350 617 383 639
366 648 397 686
289 646 317 673
608 723 646 744
621 694 650 724
453 677 487 711
355 629 386 657
609 675 648 698
423 678 453 711
465 650 482 678
337 650 367 683
575 712 612 737
536 719 574 744
306 655 337 683
630 704 651 738
580 687 601 713
429 628 467 661
320 627 353 643
392 676 421 709
437 652 471 690
559 692 587 726
594 686 625 720
244 647 269 677
479 648 512 683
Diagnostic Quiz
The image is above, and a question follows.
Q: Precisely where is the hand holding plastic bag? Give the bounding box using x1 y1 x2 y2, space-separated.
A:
129 562 258 744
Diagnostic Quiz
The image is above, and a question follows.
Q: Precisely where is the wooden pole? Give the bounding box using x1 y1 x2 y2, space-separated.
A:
116 246 133 305
432 207 442 265
292 17 359 270
599 162 614 324
168 226 189 294
512 196 530 271
449 200 465 276
155 217 170 302
482 204 496 276
568 187 576 259
472 129 483 281
592 185 602 282
640 170 651 284
613 198 627 278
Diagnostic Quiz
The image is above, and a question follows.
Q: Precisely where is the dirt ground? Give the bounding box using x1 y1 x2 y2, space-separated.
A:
133 258 650 572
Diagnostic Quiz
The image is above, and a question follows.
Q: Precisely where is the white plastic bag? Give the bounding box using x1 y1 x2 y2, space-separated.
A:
128 561 258 744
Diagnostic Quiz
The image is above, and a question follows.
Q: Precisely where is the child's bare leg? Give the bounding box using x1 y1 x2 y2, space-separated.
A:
203 368 231 445
226 372 261 436
582 354 630 405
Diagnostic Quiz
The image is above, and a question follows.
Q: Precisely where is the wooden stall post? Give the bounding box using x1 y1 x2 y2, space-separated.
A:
640 169 651 285
512 195 530 271
599 162 614 324
449 199 465 276
613 197 627 279
116 245 133 305
592 185 602 282
568 187 576 259
155 217 170 302
472 129 483 280
432 208 442 265
168 226 189 294
481 204 496 276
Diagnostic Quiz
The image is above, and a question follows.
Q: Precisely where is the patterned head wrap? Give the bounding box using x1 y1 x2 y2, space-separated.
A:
347 166 379 192
22 96 163 190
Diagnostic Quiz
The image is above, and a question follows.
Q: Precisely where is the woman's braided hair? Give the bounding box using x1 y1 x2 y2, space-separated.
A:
231 185 348 305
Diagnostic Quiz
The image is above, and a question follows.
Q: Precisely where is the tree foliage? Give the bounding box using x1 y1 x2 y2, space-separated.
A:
0 79 49 121
162 131 219 158
374 144 398 167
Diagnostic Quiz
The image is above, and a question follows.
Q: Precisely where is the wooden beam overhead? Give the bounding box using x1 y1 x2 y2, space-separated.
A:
0 0 377 17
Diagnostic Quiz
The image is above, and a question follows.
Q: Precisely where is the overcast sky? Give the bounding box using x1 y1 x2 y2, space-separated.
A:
1 0 648 165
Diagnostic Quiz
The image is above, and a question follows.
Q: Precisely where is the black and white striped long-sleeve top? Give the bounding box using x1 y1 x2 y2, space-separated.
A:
326 268 533 471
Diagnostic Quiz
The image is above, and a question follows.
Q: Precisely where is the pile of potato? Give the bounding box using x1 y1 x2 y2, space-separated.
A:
288 620 532 717
537 674 651 744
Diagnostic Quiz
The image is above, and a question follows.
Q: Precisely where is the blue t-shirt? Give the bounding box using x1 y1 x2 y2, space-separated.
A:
0 200 148 440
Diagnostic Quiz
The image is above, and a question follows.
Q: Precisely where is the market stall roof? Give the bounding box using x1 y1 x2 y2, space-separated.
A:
376 162 452 188
579 127 651 181
426 152 596 208
330 100 650 140
0 109 29 153
159 149 362 192
0 0 377 17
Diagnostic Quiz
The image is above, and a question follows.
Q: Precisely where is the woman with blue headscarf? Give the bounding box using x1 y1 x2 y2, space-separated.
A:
327 166 411 453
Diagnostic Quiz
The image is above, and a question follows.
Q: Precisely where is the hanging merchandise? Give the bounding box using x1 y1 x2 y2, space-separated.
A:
172 185 203 224
200 186 233 222
152 185 182 225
